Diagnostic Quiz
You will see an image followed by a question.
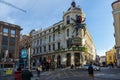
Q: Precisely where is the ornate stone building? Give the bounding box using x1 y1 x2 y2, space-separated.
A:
31 1 96 68
0 21 22 62
112 0 120 67
106 48 116 65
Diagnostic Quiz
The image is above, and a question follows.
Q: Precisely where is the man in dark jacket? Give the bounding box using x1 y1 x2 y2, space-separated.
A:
88 63 94 80
22 68 33 80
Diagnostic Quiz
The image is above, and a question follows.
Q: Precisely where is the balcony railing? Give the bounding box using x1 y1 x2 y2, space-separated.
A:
54 46 88 53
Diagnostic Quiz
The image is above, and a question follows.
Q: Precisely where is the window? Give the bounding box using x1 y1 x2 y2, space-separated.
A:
66 15 70 24
9 45 15 50
2 36 8 42
10 37 15 42
58 42 60 50
40 47 42 53
40 39 42 45
2 45 7 50
58 25 60 34
10 29 15 35
49 45 51 51
67 29 69 37
49 36 51 42
44 46 46 52
3 28 8 33
37 48 39 53
49 29 51 32
33 48 35 54
67 40 71 48
2 36 8 45
9 50 14 58
10 37 15 45
53 44 55 50
37 40 39 45
53 34 55 41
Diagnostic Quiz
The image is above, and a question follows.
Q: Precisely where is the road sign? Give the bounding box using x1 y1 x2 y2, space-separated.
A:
21 49 27 59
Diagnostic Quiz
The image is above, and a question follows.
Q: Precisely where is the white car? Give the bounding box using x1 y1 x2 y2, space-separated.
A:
81 64 89 70
82 64 100 71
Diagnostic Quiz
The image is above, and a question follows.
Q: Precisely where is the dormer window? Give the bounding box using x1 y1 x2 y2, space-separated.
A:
66 15 70 24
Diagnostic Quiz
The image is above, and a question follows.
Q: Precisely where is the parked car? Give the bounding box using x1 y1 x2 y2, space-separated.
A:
81 64 89 70
81 64 100 71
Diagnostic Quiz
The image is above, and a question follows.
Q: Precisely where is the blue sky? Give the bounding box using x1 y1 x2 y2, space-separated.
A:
0 0 115 56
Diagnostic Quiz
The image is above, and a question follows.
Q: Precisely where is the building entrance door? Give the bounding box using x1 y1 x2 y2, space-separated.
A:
66 53 71 66
74 53 80 66
57 55 61 68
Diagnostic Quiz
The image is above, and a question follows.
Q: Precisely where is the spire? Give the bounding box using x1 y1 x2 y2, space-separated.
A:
71 0 76 7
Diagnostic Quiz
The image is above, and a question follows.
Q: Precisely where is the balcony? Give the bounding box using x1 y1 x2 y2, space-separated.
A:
54 46 88 53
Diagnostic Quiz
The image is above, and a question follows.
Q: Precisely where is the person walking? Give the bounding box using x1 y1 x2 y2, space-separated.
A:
36 65 42 77
22 68 33 80
88 63 94 80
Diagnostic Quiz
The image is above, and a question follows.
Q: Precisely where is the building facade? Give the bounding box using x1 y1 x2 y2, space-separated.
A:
31 1 96 68
106 48 116 65
99 56 106 66
112 0 120 66
0 21 22 62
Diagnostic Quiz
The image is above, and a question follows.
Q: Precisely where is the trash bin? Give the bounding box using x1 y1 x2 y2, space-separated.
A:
14 71 22 80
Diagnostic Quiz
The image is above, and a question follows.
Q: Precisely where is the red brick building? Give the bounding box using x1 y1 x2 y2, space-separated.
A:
0 21 22 62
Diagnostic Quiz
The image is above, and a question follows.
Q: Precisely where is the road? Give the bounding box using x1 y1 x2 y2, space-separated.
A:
31 68 120 80
0 67 120 80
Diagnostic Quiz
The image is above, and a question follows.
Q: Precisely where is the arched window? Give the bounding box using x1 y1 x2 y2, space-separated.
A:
66 15 70 24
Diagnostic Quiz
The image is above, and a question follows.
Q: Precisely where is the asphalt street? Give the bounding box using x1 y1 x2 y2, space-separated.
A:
31 68 120 80
0 67 120 80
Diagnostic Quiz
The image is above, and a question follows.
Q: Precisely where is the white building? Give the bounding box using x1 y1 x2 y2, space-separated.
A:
31 1 96 68
99 56 106 66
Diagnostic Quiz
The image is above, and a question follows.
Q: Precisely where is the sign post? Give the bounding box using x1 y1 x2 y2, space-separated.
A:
21 49 27 70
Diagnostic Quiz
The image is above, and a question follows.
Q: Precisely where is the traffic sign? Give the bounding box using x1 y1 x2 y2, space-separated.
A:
21 49 27 58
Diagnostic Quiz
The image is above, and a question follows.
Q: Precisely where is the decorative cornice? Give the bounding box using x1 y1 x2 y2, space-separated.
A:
112 9 120 14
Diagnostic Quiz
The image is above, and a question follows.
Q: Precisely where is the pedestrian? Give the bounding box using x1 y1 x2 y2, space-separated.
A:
36 65 42 77
71 64 74 69
22 67 33 80
88 63 94 80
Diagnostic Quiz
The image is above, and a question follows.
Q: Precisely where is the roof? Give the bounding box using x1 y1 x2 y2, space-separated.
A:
112 0 120 6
